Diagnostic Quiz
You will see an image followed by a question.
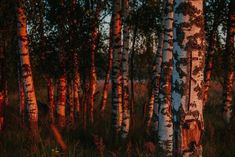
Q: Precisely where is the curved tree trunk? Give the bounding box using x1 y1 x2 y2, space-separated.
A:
158 0 174 155
172 0 205 156
223 1 235 124
17 0 39 140
111 0 123 134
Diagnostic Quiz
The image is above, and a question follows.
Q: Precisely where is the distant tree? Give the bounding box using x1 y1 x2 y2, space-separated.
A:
204 0 227 103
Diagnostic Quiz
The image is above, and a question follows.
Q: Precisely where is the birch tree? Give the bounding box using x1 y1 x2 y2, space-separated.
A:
172 0 205 156
158 0 173 155
101 15 113 114
223 0 235 124
17 0 39 139
121 0 130 138
111 0 123 134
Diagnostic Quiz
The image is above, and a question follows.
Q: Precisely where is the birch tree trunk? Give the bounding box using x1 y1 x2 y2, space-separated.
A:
46 77 55 124
57 74 66 128
121 0 130 138
172 0 205 156
17 0 39 140
223 1 235 124
73 52 81 117
57 0 67 129
90 29 97 124
18 70 25 126
101 15 113 113
112 0 123 134
158 0 174 155
68 80 75 127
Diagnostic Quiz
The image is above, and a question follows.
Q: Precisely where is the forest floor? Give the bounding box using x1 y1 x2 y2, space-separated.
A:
0 81 235 157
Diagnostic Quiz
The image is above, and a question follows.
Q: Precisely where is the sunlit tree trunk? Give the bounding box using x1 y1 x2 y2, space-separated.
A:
69 0 81 118
101 15 113 114
56 0 67 129
89 3 101 124
158 0 174 155
46 77 55 124
57 74 66 128
223 1 235 124
121 0 130 138
17 0 39 140
68 80 75 126
112 0 123 134
172 0 205 156
90 28 97 124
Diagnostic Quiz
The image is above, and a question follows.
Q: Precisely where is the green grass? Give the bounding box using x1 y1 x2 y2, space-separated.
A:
1 81 235 157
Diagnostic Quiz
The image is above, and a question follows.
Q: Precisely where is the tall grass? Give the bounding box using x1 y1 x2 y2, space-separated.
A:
0 81 235 157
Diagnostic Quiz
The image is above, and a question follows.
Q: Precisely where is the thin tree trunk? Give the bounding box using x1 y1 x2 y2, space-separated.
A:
101 15 113 114
46 77 55 124
112 0 123 134
73 52 81 117
121 0 130 139
223 1 235 124
69 80 75 127
90 29 97 124
158 0 174 155
204 0 225 104
16 0 39 141
57 74 66 128
172 0 205 156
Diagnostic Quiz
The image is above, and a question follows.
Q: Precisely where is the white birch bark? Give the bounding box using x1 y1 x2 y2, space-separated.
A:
121 0 130 139
172 0 205 156
158 0 174 155
17 1 39 139
111 0 123 134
